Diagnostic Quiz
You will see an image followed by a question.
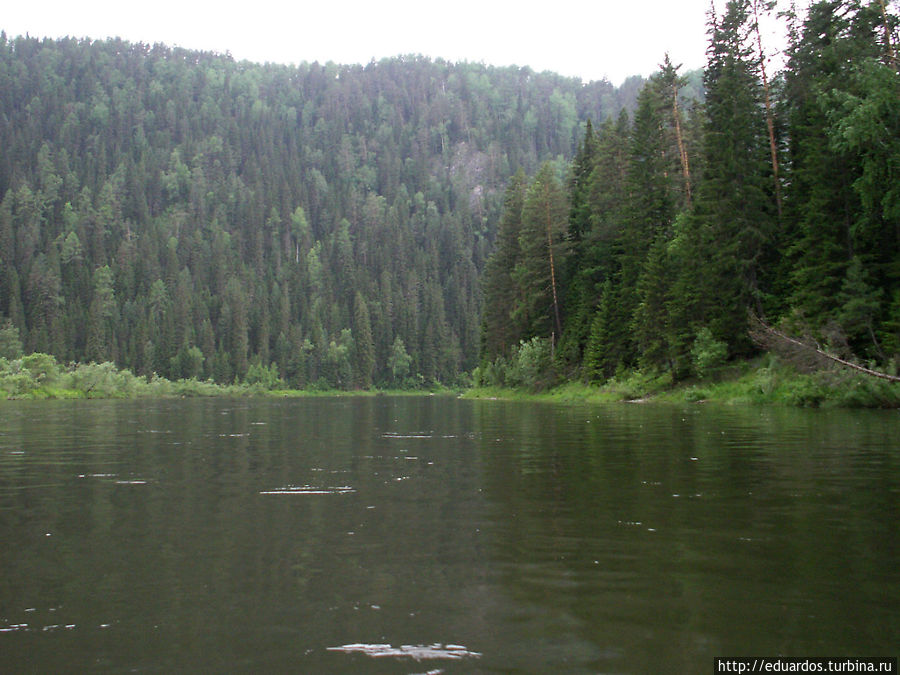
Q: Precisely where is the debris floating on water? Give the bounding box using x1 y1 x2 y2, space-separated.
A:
326 643 481 661
259 485 355 495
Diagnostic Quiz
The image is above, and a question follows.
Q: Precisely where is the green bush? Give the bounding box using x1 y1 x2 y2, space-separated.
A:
0 371 37 397
480 357 511 388
684 386 712 402
21 353 61 385
507 337 554 391
0 323 24 360
691 327 728 379
753 366 778 397
245 362 283 390
778 375 827 407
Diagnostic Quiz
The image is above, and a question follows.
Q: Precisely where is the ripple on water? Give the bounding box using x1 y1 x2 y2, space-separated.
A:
77 473 148 485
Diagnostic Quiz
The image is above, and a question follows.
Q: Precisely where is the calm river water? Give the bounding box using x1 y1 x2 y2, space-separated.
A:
0 396 898 673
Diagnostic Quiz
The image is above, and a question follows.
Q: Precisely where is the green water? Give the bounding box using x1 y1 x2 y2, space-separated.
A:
0 397 897 673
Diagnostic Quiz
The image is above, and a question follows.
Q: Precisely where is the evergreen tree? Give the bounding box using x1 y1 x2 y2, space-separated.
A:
0 319 24 359
85 265 117 363
782 0 899 362
353 291 375 388
480 170 527 360
783 0 870 325
563 113 631 372
616 70 680 363
689 0 776 353
556 121 600 368
633 236 675 371
1 37 647 386
512 163 569 343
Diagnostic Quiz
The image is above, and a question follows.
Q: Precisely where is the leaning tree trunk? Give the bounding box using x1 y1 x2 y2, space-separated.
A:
749 314 900 382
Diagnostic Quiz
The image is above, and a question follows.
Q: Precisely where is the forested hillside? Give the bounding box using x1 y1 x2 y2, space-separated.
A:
479 0 900 390
0 34 671 388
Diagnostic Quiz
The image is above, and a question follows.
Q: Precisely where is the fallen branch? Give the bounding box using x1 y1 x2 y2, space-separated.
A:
749 314 900 382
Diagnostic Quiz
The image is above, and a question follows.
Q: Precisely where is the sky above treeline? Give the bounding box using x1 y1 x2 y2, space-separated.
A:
4 0 804 84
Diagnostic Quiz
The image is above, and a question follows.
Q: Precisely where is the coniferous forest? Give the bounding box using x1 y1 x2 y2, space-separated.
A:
1 0 898 396
0 29 656 390
479 0 900 392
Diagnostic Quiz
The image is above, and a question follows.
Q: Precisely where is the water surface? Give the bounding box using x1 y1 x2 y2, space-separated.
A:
0 397 897 672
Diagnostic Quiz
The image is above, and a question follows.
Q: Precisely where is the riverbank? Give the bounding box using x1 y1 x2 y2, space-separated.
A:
463 357 900 408
0 353 455 400
5 352 899 407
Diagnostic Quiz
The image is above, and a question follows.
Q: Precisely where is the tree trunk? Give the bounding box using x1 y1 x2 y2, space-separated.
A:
749 314 900 382
877 0 897 70
546 198 563 337
671 82 692 207
752 0 783 219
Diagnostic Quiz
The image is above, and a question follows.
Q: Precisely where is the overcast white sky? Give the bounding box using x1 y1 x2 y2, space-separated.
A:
4 0 797 85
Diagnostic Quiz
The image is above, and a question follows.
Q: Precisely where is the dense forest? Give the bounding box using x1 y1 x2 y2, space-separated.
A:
0 28 695 388
479 0 900 390
3 0 897 395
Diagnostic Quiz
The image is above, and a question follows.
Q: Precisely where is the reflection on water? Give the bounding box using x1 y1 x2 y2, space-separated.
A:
0 397 898 672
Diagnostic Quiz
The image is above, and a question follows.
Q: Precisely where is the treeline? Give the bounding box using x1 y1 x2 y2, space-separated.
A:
479 0 900 389
0 35 668 389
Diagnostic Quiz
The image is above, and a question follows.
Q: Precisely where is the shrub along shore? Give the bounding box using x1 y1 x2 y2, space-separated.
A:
1 352 253 399
2 350 899 408
0 351 459 400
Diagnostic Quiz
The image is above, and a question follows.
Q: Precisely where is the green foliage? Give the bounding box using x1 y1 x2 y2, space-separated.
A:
511 163 570 340
508 337 555 391
21 353 61 385
478 0 900 397
474 337 557 391
170 345 205 380
0 321 23 359
386 337 412 387
0 37 649 392
480 170 528 361
324 329 354 390
691 327 729 379
68 362 142 398
245 362 283 391
0 350 286 399
4 8 899 401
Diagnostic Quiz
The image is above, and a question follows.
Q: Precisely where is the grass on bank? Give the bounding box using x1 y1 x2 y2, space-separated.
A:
464 355 900 408
4 350 899 408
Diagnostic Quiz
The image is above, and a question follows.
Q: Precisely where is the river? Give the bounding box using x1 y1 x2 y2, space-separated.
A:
1 397 897 672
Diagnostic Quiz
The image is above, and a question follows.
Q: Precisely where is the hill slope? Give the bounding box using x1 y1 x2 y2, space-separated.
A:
0 34 656 386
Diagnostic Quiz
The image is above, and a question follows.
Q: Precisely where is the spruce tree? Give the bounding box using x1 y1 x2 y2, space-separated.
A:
480 170 527 360
782 0 899 364
557 115 630 370
690 0 776 353
783 1 868 326
512 163 569 343
557 121 599 368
